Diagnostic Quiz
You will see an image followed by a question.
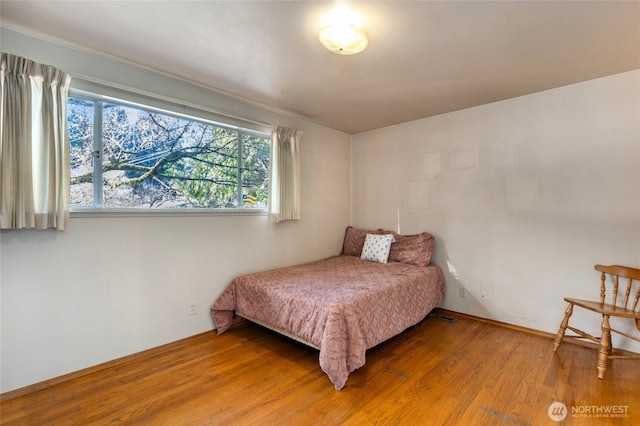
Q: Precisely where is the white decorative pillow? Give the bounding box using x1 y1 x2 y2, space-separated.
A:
361 233 395 264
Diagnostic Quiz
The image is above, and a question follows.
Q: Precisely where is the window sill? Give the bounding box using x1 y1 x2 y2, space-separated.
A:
70 208 268 218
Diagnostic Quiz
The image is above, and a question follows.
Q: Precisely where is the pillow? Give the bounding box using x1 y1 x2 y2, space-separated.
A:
361 233 395 264
388 232 435 266
341 226 391 256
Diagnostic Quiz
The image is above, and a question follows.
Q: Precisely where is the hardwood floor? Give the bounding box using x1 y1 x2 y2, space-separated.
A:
1 309 639 425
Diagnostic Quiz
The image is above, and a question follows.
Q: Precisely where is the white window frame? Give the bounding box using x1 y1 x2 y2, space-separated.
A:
68 80 272 217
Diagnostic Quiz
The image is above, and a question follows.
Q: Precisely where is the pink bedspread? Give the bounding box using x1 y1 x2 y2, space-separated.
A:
210 255 445 390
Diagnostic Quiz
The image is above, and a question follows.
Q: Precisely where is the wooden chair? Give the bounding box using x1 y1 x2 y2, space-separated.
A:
552 264 640 379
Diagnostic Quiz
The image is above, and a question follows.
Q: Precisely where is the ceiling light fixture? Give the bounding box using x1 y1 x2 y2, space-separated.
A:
318 5 368 55
318 23 368 55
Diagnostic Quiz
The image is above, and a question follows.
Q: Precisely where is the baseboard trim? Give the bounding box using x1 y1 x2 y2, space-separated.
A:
434 308 639 356
435 308 555 338
0 330 215 402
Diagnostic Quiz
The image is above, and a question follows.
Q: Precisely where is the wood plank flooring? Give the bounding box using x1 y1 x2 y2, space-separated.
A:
1 309 639 425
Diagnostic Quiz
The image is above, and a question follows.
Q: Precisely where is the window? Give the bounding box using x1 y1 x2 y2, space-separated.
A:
68 94 270 210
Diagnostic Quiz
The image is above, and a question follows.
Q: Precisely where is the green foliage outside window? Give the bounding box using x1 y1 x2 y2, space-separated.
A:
68 96 270 209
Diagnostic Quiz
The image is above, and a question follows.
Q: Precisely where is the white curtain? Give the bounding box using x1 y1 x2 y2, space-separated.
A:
0 53 72 230
268 125 303 223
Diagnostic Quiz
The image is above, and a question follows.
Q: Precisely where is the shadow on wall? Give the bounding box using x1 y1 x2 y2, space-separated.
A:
432 237 492 319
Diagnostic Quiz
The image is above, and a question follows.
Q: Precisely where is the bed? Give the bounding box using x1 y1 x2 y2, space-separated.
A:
210 226 446 390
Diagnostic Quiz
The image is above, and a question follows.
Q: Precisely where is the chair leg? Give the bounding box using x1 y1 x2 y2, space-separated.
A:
553 303 573 352
597 315 611 379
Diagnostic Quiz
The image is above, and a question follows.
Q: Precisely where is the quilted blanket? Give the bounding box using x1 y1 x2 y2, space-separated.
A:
211 255 445 390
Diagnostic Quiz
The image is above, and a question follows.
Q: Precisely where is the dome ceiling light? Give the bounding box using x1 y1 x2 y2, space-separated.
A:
318 23 368 55
318 5 368 55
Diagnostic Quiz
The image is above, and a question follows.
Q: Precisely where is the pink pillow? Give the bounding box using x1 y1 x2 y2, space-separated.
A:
388 232 434 266
341 226 391 256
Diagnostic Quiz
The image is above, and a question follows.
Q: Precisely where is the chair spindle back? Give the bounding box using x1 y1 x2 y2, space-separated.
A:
595 264 640 312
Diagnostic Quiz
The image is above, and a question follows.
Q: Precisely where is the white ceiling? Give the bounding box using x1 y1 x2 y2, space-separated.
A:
1 1 639 134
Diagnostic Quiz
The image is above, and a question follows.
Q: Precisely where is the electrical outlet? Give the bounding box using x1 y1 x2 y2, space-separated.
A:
459 287 466 298
189 302 197 316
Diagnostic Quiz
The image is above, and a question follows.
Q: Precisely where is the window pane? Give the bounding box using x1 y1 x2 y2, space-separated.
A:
101 103 241 208
68 93 269 210
167 127 240 208
241 133 270 208
68 97 94 206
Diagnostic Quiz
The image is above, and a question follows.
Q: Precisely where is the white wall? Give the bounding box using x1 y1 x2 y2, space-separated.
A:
0 29 352 393
352 70 640 352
